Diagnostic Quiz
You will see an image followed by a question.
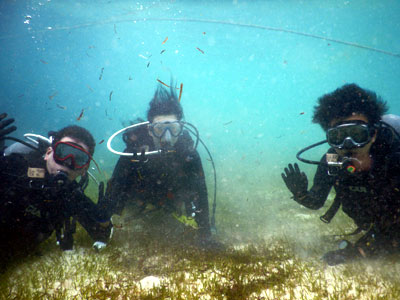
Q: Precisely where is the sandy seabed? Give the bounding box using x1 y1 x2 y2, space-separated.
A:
2 189 400 299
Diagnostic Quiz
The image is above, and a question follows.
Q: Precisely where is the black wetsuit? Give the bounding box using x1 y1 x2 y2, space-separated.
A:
0 149 111 265
101 130 211 239
297 132 400 255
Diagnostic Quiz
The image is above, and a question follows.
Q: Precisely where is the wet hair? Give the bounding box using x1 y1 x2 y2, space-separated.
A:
51 125 96 155
146 83 183 122
122 117 152 147
312 83 388 131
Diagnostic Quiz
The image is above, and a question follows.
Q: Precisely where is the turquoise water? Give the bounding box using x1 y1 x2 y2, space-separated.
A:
1 0 400 202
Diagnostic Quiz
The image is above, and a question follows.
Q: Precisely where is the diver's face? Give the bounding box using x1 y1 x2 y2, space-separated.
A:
329 114 377 158
149 114 181 149
44 137 89 181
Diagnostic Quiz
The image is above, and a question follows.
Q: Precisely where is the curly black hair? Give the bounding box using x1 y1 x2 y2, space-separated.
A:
146 83 183 122
312 83 388 131
51 125 96 155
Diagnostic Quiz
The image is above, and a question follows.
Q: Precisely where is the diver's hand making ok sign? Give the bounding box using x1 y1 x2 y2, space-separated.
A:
281 163 308 198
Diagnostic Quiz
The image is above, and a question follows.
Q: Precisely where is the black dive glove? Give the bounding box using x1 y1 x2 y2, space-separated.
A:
0 113 16 138
0 113 17 151
281 163 308 199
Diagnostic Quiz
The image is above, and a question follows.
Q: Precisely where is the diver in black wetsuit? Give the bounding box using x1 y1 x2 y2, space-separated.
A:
99 84 220 249
0 114 112 268
281 84 400 265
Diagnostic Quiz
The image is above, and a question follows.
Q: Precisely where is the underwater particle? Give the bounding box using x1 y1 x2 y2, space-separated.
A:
162 36 168 44
223 121 232 125
196 47 205 54
160 49 166 54
178 83 183 102
283 60 288 64
147 61 150 68
77 109 84 121
24 15 31 24
98 139 104 144
40 59 48 64
86 85 93 92
48 91 58 100
114 24 117 34
129 76 133 80
17 94 24 98
157 79 170 88
300 112 305 115
99 67 104 80
109 91 113 101
56 103 66 110
203 32 206 35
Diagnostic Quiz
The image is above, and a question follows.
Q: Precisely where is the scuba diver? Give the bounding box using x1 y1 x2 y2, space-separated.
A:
0 113 112 269
99 84 221 249
281 84 400 266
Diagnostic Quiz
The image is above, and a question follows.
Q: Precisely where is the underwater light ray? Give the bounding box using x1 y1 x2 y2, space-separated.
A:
1 17 399 58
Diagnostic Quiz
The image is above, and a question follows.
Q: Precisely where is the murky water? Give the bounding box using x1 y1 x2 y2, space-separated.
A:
1 0 400 298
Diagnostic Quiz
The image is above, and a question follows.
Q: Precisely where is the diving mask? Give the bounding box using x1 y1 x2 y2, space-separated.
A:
149 121 183 138
53 141 91 169
327 121 375 149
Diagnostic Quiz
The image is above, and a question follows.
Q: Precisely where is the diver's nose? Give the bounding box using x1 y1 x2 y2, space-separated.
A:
62 157 75 170
161 129 172 144
342 137 357 149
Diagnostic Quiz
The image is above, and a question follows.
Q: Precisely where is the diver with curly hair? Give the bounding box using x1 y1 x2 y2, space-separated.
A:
282 83 400 265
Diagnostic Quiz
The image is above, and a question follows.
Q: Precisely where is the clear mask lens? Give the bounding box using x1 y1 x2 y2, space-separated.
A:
151 121 183 138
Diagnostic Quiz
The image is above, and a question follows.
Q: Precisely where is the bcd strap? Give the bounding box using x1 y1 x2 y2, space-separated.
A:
320 197 341 223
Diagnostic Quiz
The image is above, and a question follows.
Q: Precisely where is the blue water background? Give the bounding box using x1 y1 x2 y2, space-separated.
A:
1 0 400 199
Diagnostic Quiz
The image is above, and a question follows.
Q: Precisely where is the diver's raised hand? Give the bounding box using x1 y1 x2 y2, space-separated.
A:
281 163 308 198
0 113 16 140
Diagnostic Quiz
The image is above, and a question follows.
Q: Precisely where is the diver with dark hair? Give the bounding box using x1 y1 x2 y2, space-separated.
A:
281 84 400 265
122 117 153 152
99 84 221 249
0 114 112 268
